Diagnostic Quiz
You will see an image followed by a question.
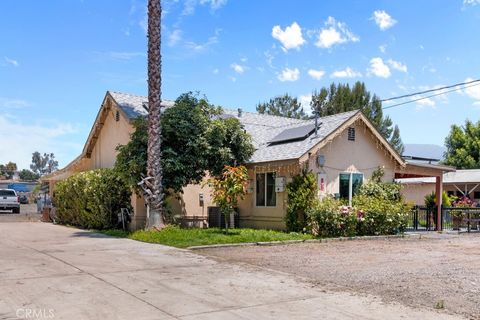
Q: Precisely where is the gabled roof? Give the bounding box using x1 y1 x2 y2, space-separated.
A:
106 92 403 165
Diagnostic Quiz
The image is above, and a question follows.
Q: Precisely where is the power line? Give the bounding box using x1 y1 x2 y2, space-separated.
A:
380 78 480 103
382 81 480 110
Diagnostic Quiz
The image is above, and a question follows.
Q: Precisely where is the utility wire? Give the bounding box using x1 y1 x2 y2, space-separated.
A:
382 81 480 110
380 78 480 102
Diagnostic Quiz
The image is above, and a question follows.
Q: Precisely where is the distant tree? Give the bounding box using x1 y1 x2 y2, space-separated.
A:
4 162 17 178
310 82 404 154
30 152 59 175
115 92 255 195
444 119 480 169
256 94 307 119
19 169 40 181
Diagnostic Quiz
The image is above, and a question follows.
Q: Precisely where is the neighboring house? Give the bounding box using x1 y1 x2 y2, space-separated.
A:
398 169 480 205
42 91 452 230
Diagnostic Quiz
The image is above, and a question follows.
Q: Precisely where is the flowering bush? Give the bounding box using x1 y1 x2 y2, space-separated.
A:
307 197 362 237
306 182 410 238
54 169 132 229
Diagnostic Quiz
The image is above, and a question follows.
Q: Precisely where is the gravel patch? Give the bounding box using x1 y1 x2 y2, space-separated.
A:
197 233 480 319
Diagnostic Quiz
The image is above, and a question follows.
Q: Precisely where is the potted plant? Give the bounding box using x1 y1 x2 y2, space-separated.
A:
451 196 476 230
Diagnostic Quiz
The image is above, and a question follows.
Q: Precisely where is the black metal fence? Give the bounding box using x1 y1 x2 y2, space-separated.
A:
406 206 480 232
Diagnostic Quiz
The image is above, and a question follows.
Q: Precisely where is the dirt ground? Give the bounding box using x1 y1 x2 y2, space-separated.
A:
197 233 480 319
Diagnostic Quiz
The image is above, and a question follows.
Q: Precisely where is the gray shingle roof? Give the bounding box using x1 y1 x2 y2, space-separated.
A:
108 91 359 164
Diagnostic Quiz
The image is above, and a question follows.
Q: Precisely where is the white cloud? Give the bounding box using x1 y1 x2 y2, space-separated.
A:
183 0 227 15
464 0 480 6
271 22 306 51
379 44 387 53
464 77 480 101
416 98 436 108
299 94 312 109
278 67 300 82
4 57 19 67
369 57 391 78
331 67 361 78
0 97 29 109
0 115 79 169
387 59 407 73
184 29 220 52
372 10 397 30
307 69 325 80
316 16 359 49
230 63 245 74
168 29 182 47
212 68 219 74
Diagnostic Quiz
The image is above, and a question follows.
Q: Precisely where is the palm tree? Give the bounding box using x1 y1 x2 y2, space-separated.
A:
145 0 165 229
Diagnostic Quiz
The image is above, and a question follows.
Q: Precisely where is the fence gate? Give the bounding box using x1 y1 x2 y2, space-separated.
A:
407 206 480 232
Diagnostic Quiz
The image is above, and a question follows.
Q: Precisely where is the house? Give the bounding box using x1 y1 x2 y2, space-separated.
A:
42 91 453 230
398 169 480 205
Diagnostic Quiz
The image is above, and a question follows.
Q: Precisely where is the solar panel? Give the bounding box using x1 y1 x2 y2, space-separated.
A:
269 123 316 144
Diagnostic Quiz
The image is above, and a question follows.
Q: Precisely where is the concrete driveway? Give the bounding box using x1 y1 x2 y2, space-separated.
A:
0 222 463 320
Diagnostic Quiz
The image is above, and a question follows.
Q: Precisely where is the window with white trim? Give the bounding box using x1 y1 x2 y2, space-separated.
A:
256 172 276 206
339 172 363 204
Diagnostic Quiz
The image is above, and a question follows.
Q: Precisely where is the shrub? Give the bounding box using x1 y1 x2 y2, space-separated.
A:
54 169 132 229
353 195 409 235
285 169 317 232
307 197 358 237
424 191 455 208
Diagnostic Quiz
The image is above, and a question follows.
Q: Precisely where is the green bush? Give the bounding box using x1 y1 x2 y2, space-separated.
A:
285 169 317 232
307 197 357 237
353 195 409 235
54 169 132 229
306 181 411 238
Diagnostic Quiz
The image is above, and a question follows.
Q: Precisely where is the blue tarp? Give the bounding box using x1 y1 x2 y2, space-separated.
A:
7 183 30 193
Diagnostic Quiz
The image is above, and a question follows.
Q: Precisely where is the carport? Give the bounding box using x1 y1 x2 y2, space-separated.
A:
395 161 456 230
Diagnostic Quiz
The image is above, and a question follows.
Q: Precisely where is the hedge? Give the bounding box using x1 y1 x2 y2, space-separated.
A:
54 168 132 229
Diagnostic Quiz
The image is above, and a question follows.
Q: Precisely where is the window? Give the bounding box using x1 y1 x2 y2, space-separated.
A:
347 127 355 141
115 110 120 122
456 191 464 197
339 172 363 204
256 172 276 206
474 191 480 199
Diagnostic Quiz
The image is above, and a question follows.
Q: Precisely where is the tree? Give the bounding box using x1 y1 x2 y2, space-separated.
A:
0 163 16 179
19 169 40 181
145 0 164 229
310 82 404 154
206 166 248 233
30 152 58 175
256 94 307 119
444 119 480 169
115 93 255 195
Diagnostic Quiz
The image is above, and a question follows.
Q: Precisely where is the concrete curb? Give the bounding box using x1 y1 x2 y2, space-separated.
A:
187 233 421 250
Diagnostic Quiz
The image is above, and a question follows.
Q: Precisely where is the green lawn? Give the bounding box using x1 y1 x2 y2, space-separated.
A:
100 225 312 248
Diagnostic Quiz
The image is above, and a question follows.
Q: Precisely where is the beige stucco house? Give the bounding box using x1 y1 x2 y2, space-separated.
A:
43 91 452 230
398 169 480 205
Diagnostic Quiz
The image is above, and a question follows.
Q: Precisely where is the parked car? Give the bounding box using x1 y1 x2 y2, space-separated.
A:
0 189 20 213
19 195 29 204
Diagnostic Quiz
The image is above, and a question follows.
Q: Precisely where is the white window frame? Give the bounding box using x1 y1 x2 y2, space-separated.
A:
339 172 364 205
255 172 276 207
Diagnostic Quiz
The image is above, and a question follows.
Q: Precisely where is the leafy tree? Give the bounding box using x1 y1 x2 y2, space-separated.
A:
30 152 59 175
115 92 255 195
206 166 248 233
285 169 317 232
145 0 164 229
0 162 18 179
310 82 404 154
19 169 40 181
256 93 307 119
444 119 480 169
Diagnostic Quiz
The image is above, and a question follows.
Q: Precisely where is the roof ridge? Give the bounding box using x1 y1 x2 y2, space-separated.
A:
108 90 175 103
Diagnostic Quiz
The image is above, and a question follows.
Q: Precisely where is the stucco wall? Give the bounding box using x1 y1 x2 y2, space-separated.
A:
238 120 399 230
91 107 133 169
401 183 480 205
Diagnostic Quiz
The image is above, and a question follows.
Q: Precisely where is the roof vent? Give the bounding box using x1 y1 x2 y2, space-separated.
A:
348 127 355 141
238 108 242 117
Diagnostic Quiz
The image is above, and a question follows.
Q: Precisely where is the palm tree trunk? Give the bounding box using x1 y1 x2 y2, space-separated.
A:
146 0 165 229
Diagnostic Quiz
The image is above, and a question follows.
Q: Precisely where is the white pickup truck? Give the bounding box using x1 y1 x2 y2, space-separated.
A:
0 189 20 213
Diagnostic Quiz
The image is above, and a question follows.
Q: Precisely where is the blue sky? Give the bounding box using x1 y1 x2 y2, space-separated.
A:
1 0 480 169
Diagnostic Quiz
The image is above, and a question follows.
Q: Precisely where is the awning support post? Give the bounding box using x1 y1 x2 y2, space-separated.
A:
435 175 443 231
